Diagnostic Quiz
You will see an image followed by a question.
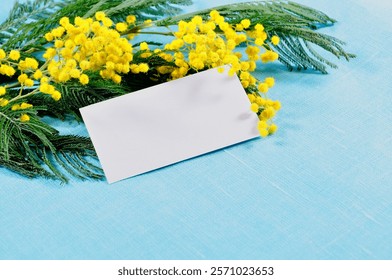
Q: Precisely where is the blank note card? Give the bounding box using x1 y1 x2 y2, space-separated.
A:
80 66 259 183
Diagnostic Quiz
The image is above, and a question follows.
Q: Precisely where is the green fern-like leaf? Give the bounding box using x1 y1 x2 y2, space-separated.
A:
0 0 192 51
0 105 103 182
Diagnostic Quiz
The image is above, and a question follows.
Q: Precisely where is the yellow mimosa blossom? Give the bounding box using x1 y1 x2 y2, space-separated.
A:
0 98 9 107
126 15 136 24
20 114 30 122
271 35 280 45
9 50 20 61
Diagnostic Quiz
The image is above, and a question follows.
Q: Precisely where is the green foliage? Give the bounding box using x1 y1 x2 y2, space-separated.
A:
0 105 103 182
33 75 130 121
0 0 72 50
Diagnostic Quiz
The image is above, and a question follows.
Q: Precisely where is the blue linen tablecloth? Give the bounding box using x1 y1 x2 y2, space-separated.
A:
1 0 391 259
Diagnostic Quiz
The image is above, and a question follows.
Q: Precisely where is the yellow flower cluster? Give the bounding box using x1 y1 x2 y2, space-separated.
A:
0 48 42 121
0 11 141 123
43 12 139 87
147 11 281 136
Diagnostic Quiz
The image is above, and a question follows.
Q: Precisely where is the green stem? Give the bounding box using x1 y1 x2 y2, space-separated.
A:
9 88 39 103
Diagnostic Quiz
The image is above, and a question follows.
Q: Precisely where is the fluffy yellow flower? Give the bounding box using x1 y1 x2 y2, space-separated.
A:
250 103 259 113
43 48 56 59
59 17 70 27
265 77 275 88
144 19 152 26
51 91 62 101
24 79 35 87
44 32 54 42
11 104 20 111
0 64 16 76
258 83 269 93
0 49 6 59
18 74 28 84
95 11 106 21
54 40 64 48
79 74 89 85
271 35 280 45
258 128 269 138
33 70 43 80
116 22 128 32
9 50 20 61
126 15 136 24
102 17 113 27
70 68 81 78
140 42 149 51
20 102 33 109
0 98 9 107
138 63 149 73
240 19 251 29
268 124 278 134
0 86 6 96
20 114 30 122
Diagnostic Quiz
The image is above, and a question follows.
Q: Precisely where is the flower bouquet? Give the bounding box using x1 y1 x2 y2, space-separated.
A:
0 0 354 182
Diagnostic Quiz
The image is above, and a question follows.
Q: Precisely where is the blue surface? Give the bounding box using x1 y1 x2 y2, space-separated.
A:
1 0 392 259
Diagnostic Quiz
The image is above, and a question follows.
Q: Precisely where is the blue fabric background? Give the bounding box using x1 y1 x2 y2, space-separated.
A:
1 0 391 259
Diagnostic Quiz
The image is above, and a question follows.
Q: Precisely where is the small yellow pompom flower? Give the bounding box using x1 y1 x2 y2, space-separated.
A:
24 79 35 87
112 74 122 84
273 100 281 111
140 42 149 51
250 103 259 113
9 50 20 61
43 48 56 59
0 86 6 96
11 104 20 111
268 124 278 134
247 94 256 103
0 98 9 107
126 15 136 24
271 35 280 45
20 114 30 122
240 19 251 29
20 102 33 110
116 22 128 32
0 49 6 59
95 11 106 21
51 91 62 101
144 19 152 25
259 128 269 138
18 74 28 84
25 57 39 69
138 63 149 73
54 40 64 48
2 65 16 76
13 102 33 110
261 107 276 119
102 17 113 27
51 27 65 38
70 69 81 78
79 74 89 85
33 70 43 80
258 83 269 93
59 17 70 27
79 60 91 71
265 77 275 88
44 32 54 42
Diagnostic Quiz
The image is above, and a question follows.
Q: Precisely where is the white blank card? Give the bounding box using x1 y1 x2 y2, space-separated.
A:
80 66 259 183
